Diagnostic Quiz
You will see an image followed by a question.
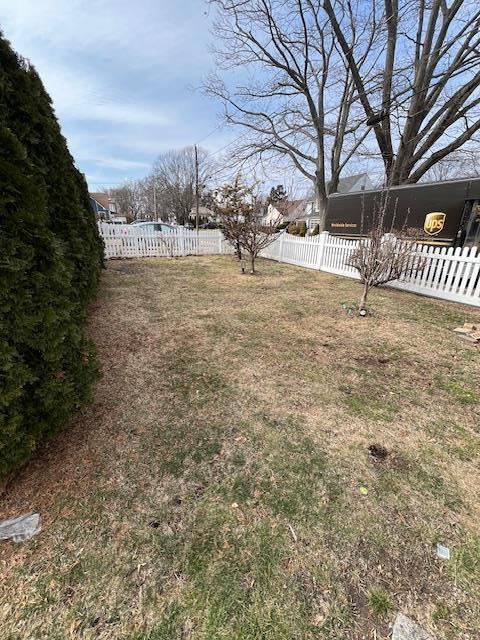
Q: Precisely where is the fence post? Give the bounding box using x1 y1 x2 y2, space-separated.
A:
279 231 285 262
218 231 223 254
180 227 186 257
316 232 328 270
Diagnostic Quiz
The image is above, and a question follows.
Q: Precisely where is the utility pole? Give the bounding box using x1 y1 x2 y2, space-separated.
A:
153 179 157 220
194 144 200 232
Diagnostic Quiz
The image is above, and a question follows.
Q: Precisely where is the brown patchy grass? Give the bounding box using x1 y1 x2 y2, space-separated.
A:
1 255 479 640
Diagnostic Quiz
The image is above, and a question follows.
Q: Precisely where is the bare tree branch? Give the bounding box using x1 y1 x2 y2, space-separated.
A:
206 0 375 229
324 0 480 184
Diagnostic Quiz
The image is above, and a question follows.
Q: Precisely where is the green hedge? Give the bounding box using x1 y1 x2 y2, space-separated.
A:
277 221 289 231
297 221 307 237
0 35 104 480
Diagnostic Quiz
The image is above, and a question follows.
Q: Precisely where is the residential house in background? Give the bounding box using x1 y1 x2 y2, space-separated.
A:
89 192 127 223
301 173 374 228
189 205 216 224
328 172 373 195
263 173 373 229
263 199 306 225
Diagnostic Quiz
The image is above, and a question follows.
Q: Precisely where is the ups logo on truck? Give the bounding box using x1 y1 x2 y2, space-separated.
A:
424 212 446 235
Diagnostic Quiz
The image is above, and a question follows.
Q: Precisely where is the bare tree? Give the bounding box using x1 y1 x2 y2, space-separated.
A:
206 0 374 229
152 146 213 225
347 195 426 313
111 179 149 221
215 175 282 273
240 216 283 274
323 0 480 185
422 147 480 182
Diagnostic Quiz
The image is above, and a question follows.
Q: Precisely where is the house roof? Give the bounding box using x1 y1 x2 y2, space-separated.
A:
271 199 305 218
189 205 215 217
90 192 110 210
328 173 369 194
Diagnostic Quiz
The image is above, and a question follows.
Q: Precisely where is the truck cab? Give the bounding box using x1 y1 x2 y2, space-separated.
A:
455 200 480 248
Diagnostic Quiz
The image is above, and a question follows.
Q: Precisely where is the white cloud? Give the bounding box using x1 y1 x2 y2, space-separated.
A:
13 50 175 127
1 0 211 73
78 154 151 171
0 0 220 184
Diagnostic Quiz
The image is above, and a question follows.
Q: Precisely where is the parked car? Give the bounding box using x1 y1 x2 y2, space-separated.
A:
129 221 175 234
200 221 218 229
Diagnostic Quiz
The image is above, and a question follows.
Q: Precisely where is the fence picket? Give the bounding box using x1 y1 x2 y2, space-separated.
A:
465 247 480 297
419 245 433 288
452 246 471 295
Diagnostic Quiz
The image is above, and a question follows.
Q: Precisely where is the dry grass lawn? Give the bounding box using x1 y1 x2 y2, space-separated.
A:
1 256 480 640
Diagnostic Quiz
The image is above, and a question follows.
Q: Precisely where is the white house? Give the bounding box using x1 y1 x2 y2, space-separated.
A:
263 200 307 225
189 205 216 221
263 174 374 228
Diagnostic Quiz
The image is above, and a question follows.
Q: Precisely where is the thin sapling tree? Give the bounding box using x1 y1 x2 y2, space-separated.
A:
347 194 426 314
238 209 283 274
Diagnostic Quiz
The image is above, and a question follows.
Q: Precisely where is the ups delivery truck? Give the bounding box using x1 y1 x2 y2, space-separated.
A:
325 177 480 247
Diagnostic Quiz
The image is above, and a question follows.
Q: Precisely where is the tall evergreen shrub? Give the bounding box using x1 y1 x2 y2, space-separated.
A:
0 34 104 479
297 221 307 237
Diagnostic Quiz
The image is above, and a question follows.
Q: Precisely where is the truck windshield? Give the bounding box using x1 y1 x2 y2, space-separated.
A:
463 201 480 247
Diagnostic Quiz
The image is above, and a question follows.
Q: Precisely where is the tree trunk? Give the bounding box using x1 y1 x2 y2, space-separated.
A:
315 171 328 232
323 0 395 182
250 253 255 274
328 169 340 195
359 281 369 312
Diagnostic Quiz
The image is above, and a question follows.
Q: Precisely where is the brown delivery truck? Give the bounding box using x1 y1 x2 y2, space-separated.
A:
325 177 480 247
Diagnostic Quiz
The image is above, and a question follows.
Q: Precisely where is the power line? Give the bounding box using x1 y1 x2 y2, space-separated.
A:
208 138 239 157
194 122 225 146
88 131 247 193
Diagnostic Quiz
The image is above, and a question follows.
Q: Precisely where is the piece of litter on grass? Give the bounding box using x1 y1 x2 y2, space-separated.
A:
392 612 434 640
359 486 369 496
0 513 41 543
436 543 450 560
288 524 298 543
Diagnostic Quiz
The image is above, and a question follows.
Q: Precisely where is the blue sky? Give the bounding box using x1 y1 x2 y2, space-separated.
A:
0 0 230 189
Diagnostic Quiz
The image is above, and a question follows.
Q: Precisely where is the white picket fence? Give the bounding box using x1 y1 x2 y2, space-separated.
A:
98 224 480 308
98 223 230 259
262 232 480 307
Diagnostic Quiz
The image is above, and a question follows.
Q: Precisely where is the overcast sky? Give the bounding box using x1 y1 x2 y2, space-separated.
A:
0 0 231 189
